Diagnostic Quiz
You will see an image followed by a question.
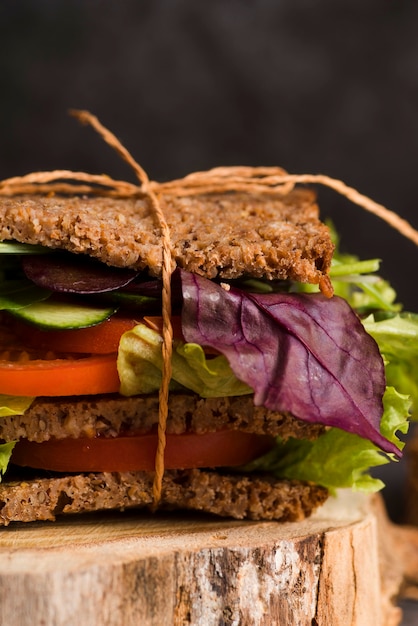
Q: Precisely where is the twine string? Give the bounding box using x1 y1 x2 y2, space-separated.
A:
68 110 174 509
1 165 417 247
0 110 417 509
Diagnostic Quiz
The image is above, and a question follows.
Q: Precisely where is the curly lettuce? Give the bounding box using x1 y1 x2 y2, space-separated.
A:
241 387 410 493
0 395 34 417
118 323 252 398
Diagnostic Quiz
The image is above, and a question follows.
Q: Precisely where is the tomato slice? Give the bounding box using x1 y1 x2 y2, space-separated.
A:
0 354 120 396
11 314 184 354
11 315 139 354
11 430 275 472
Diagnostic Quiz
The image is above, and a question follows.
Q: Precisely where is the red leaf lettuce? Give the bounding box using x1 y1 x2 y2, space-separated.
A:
180 270 399 456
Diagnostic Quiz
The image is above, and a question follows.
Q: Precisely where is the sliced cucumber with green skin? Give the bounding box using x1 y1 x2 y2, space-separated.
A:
106 291 159 307
0 242 52 255
0 280 51 310
11 299 118 330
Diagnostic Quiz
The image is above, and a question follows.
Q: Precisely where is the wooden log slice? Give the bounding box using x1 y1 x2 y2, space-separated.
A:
0 490 414 626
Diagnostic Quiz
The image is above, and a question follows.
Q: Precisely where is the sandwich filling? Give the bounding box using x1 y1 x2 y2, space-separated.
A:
0 164 415 523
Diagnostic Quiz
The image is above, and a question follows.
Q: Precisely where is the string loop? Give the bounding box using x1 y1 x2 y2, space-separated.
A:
1 110 417 508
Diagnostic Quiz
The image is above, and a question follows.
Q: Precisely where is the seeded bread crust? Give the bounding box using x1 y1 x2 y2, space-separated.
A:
0 189 332 525
0 189 334 286
0 393 324 443
0 468 328 525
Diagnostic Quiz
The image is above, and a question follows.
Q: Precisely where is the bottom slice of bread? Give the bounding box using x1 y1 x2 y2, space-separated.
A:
0 468 328 525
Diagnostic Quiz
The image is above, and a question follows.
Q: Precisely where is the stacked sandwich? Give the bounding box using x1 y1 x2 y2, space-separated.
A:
0 175 412 525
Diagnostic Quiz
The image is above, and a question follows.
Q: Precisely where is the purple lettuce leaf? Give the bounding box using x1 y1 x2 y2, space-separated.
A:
179 270 399 456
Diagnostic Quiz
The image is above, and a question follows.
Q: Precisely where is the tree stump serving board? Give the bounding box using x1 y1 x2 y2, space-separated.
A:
0 490 416 626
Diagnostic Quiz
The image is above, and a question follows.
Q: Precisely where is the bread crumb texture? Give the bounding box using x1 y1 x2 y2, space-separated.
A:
0 468 328 524
0 393 324 442
0 189 334 285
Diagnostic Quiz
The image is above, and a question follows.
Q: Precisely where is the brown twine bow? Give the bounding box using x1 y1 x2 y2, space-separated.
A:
0 109 417 509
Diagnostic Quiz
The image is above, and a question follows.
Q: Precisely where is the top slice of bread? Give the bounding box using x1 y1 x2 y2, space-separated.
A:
0 188 334 285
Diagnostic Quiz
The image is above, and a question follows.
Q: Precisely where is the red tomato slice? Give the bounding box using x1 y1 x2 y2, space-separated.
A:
12 315 139 354
11 430 275 472
11 315 184 354
0 354 120 396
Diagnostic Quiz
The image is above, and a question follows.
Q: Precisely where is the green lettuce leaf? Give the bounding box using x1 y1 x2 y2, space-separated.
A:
241 387 410 493
118 323 252 397
0 279 51 310
0 395 34 417
363 312 418 413
0 442 15 480
315 223 417 415
311 222 401 313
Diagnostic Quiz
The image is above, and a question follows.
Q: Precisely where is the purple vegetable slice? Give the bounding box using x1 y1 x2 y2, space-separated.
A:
22 253 139 294
179 270 398 456
123 279 163 297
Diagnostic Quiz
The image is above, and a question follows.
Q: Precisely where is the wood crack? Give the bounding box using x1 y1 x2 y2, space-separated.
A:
312 531 326 626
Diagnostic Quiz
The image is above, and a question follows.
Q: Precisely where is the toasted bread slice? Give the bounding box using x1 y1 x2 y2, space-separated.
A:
0 468 328 525
0 393 324 443
0 189 333 286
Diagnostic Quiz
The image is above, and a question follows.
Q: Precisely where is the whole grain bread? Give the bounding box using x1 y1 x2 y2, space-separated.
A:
0 468 328 525
0 187 332 525
0 393 324 443
0 189 333 286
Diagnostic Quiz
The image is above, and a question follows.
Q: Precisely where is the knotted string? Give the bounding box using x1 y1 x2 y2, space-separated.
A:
66 111 173 508
1 109 417 508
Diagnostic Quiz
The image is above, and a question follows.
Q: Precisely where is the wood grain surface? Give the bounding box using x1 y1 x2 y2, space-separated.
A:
0 490 416 626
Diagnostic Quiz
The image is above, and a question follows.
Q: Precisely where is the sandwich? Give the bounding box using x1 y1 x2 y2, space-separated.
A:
0 179 414 527
0 115 415 525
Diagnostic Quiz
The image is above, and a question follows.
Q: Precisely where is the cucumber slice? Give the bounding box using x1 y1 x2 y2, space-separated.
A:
106 292 159 307
0 280 51 310
0 242 51 255
11 300 118 330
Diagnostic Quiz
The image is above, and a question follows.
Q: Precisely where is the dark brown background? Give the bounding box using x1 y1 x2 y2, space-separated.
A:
0 0 417 502
0 0 417 309
0 2 418 620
